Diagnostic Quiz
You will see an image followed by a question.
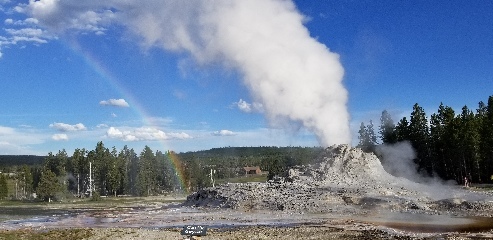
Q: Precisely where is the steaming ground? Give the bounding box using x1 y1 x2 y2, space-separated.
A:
186 144 493 217
3 145 493 239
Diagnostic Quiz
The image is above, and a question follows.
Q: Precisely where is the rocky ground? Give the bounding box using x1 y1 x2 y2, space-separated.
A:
2 145 493 239
183 144 493 238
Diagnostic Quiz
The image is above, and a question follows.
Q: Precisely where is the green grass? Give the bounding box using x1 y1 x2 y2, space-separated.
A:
0 194 187 209
216 174 268 184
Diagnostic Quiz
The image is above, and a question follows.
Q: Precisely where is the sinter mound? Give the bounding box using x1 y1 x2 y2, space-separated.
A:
185 144 493 215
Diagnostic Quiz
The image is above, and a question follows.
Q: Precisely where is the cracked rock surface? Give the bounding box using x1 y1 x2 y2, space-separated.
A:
185 144 493 217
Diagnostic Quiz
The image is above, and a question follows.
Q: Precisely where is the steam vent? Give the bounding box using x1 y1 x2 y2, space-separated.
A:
185 144 493 216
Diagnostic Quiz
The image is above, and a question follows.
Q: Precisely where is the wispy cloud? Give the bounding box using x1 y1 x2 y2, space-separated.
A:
234 99 263 113
146 116 173 126
0 4 55 58
4 17 38 25
212 129 236 136
49 122 87 132
0 125 46 155
106 126 192 141
52 133 68 141
96 123 109 128
99 98 130 107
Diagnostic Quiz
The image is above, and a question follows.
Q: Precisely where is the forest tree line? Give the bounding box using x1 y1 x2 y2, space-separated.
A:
0 143 322 201
2 95 492 201
357 95 493 184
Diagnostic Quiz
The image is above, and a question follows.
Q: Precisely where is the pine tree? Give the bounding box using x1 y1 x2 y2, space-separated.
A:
458 105 481 182
357 122 368 149
91 141 111 195
36 169 61 202
107 147 120 197
395 117 410 141
379 110 397 144
44 150 67 177
357 121 377 153
121 146 139 196
138 146 156 196
71 148 88 197
409 103 432 175
267 153 284 180
367 120 378 150
429 103 457 180
21 165 33 198
0 174 8 199
479 96 493 182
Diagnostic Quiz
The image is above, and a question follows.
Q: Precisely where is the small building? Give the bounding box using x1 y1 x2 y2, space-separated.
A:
243 166 261 175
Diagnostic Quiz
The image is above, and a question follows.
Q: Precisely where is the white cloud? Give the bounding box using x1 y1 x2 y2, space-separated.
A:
50 122 87 132
1 24 54 48
0 141 27 155
14 5 25 13
167 132 193 139
4 18 39 25
6 28 43 37
106 126 192 141
11 35 47 44
24 18 39 25
20 1 115 34
166 127 319 153
146 116 173 126
0 126 15 135
52 133 68 141
12 0 351 146
96 123 109 128
236 99 252 112
234 99 264 113
212 129 237 136
99 98 130 107
0 125 46 155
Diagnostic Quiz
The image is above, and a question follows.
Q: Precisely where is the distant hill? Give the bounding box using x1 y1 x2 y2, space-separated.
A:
179 146 323 158
0 155 45 167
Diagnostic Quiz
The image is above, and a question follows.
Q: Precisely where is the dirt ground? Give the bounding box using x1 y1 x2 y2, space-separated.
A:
2 200 493 240
2 224 493 240
3 146 493 239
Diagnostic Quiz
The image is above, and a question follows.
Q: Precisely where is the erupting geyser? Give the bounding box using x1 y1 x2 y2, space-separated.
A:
25 0 351 146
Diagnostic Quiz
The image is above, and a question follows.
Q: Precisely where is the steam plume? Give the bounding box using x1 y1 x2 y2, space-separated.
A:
25 0 351 146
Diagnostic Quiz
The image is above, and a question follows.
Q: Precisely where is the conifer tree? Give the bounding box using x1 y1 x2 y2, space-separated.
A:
36 169 60 202
409 103 432 174
429 103 456 180
457 105 481 182
479 96 493 182
379 110 397 144
395 117 410 141
357 121 377 153
21 165 33 198
0 174 8 199
138 146 156 196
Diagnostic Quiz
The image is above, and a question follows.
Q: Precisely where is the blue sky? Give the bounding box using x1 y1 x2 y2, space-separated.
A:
0 0 492 155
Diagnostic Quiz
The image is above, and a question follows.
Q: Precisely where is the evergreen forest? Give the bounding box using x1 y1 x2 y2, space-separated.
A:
1 95 492 201
357 95 493 185
0 142 322 201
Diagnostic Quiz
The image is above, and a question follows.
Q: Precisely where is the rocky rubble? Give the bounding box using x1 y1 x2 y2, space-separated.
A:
184 145 493 216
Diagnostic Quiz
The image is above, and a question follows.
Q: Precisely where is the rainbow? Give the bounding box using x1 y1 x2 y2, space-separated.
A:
66 40 189 192
166 151 189 192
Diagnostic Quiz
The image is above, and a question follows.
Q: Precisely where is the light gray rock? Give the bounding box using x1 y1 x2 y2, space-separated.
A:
184 144 493 216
